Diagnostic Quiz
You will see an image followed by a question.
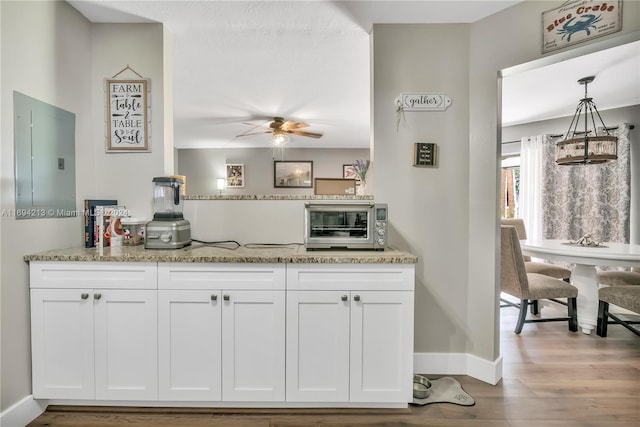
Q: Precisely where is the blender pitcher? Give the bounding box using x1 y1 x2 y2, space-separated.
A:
152 177 185 220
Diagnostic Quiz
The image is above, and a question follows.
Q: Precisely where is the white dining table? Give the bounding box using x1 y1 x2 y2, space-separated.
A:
520 239 640 335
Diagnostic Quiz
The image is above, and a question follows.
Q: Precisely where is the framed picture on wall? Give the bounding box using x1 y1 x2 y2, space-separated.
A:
274 161 313 188
343 164 361 183
105 79 150 152
226 164 245 188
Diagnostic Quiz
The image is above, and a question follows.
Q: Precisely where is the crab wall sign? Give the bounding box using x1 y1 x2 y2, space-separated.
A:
542 0 621 53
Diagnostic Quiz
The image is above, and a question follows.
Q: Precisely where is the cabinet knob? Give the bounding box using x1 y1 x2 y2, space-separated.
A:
223 294 230 301
211 294 218 301
81 293 89 300
341 295 348 302
353 295 361 302
94 293 102 300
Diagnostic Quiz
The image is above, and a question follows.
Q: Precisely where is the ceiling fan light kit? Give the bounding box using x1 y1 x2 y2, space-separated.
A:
556 76 618 166
272 131 290 146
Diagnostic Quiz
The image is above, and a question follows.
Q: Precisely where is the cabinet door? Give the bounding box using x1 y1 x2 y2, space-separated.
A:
350 291 414 403
158 290 222 401
30 289 94 399
222 290 285 401
94 290 158 400
286 291 350 402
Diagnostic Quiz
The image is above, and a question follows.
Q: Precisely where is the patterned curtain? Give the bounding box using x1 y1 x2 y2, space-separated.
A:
541 123 631 243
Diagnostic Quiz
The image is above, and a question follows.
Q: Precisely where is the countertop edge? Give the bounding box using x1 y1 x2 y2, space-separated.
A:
185 194 375 201
23 249 418 264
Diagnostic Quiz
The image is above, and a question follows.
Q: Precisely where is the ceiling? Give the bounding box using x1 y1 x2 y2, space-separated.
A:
502 40 640 127
67 1 637 149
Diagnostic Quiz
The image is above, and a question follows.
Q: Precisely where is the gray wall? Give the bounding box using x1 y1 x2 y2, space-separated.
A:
372 24 472 357
177 147 369 195
468 0 638 362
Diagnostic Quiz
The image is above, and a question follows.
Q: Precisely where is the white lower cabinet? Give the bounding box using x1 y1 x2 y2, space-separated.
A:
30 262 158 400
286 264 415 404
221 290 285 401
30 260 414 406
30 288 157 400
30 289 94 399
158 290 222 401
286 291 351 402
157 263 286 402
349 290 414 403
93 290 158 400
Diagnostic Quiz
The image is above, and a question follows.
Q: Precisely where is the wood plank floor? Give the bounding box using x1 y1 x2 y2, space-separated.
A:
28 301 640 427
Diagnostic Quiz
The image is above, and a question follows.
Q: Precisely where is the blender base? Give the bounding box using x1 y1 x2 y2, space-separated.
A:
145 219 192 249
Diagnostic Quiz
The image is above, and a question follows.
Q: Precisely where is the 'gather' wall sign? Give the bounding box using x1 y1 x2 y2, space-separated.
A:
394 93 452 112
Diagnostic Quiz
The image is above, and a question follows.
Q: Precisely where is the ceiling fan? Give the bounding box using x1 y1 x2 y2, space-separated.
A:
236 117 323 145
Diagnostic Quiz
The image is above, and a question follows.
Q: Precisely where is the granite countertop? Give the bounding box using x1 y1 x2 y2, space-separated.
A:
24 244 418 264
185 195 374 200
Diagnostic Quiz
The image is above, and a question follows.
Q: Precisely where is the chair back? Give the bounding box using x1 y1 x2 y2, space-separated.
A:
500 225 530 299
500 218 528 239
500 218 531 261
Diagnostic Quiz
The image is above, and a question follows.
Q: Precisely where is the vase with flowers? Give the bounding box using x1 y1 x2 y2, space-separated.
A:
352 159 370 195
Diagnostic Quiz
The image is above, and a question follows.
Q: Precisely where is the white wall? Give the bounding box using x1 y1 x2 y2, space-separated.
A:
90 23 170 219
0 2 170 415
1 0 92 411
178 147 369 195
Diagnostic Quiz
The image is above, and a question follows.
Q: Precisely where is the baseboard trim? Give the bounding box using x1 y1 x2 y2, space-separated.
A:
413 352 503 385
0 395 48 427
0 354 501 425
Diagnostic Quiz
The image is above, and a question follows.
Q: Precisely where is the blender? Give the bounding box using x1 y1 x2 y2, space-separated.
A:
145 177 191 249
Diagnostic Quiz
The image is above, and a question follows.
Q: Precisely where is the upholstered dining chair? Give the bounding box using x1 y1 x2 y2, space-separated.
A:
597 267 640 287
596 285 640 337
500 225 578 334
500 218 572 280
500 218 573 316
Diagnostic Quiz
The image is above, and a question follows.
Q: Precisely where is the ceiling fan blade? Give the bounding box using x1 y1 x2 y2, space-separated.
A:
282 121 309 130
241 120 271 130
235 130 273 137
288 129 323 138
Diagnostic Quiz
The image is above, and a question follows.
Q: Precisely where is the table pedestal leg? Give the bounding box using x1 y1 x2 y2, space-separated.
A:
571 264 598 334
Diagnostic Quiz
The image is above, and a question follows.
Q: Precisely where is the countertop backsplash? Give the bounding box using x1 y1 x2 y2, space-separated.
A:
183 196 374 246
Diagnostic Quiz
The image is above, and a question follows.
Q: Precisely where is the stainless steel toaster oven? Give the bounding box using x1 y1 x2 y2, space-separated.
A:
304 202 388 250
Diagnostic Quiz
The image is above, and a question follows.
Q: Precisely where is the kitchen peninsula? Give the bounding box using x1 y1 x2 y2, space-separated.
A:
25 244 417 408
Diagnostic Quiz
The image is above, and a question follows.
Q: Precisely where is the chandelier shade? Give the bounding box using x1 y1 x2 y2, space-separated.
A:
556 76 618 166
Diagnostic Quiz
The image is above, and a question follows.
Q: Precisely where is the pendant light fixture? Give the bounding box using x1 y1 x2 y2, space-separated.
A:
556 76 618 165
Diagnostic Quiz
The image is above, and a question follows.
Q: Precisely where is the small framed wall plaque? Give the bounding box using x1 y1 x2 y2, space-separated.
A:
413 142 437 167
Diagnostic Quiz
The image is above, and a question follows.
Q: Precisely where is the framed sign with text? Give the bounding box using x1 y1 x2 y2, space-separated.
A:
542 0 622 53
413 143 437 167
106 79 150 152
